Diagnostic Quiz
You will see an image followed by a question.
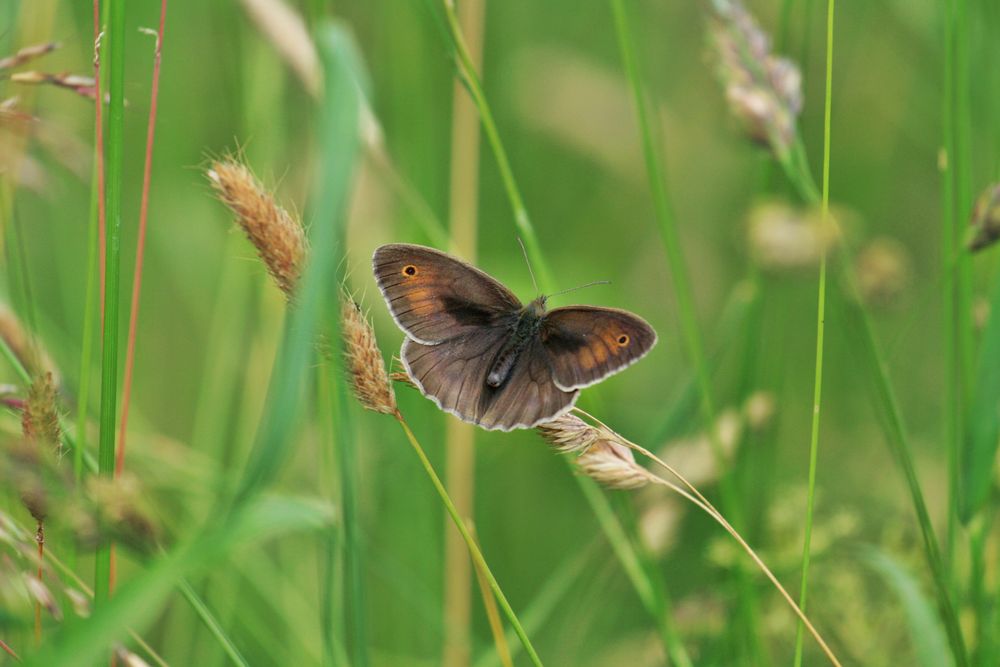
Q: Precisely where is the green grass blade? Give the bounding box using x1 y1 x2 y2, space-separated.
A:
231 23 361 506
94 0 127 610
959 271 1000 517
861 548 954 667
793 0 835 663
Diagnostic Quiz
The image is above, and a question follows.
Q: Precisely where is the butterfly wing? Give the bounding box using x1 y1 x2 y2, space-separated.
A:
540 306 657 391
402 334 579 431
373 243 521 344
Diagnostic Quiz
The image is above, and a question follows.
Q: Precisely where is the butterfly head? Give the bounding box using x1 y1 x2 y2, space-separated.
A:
526 295 548 318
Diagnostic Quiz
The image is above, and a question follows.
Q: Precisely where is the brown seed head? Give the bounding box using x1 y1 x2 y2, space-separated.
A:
855 237 913 307
709 0 802 156
536 414 601 453
342 296 397 415
208 157 306 298
968 183 1000 252
577 439 652 490
22 373 60 450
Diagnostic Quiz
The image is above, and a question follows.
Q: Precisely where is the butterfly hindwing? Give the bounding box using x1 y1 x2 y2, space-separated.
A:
541 306 657 391
402 333 578 431
373 244 521 344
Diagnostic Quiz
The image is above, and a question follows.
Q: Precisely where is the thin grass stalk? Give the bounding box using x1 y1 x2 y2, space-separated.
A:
110 0 167 599
841 295 970 666
792 1 835 663
76 0 110 482
116 3 166 478
609 0 764 656
443 2 485 665
395 416 544 667
763 37 970 667
94 0 127 609
440 0 552 290
177 580 249 667
940 0 959 572
438 1 685 658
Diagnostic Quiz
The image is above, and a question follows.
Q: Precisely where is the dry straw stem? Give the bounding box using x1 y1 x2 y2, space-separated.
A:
207 157 306 298
341 294 397 415
567 408 843 667
709 0 802 157
10 71 98 100
240 0 320 97
0 42 59 72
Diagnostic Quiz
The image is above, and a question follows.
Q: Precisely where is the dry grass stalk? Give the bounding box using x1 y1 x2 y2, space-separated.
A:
968 183 1000 252
207 157 306 298
342 295 397 415
567 407 843 667
709 0 802 156
240 0 320 98
0 42 59 72
10 71 97 99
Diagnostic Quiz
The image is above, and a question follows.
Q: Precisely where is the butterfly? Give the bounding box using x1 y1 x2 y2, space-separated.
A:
373 243 657 431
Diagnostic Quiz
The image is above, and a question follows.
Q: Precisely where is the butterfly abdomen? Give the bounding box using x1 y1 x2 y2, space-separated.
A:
485 312 543 388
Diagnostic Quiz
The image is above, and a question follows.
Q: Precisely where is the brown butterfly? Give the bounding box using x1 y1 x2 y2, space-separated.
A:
373 243 657 431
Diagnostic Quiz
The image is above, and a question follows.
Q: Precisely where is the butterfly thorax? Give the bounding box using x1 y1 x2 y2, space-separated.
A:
485 297 548 388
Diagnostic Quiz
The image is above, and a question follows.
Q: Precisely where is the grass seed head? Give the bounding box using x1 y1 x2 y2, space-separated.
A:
342 295 397 415
207 157 306 299
709 0 802 157
536 414 601 453
968 183 1000 252
577 438 652 490
748 201 839 271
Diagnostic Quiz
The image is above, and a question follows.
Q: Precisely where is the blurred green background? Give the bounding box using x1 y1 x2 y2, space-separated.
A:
1 0 998 665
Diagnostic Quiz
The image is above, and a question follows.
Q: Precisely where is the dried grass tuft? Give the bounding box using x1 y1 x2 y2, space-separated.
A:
207 157 306 298
577 438 653 490
536 414 600 453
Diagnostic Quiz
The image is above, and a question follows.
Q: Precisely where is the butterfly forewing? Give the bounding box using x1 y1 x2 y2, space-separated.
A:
541 306 657 391
373 244 521 344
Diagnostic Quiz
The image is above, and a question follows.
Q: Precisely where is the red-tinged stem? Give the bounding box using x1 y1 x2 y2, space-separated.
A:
34 522 43 644
110 0 168 595
93 0 107 312
116 1 166 478
0 637 19 661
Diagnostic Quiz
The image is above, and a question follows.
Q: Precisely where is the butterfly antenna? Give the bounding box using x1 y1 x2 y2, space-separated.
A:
517 237 540 294
548 280 612 299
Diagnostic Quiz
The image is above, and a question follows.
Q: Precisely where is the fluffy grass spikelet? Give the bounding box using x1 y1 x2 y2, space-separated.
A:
576 438 652 490
968 183 1000 252
207 157 306 298
536 414 600 453
342 295 397 415
709 0 802 157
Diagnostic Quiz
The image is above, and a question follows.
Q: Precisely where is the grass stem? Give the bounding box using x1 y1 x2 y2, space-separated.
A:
792 0 835 663
395 414 544 667
94 0 127 609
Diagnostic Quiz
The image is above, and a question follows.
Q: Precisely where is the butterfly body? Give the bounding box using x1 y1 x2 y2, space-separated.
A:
486 297 547 388
373 243 656 431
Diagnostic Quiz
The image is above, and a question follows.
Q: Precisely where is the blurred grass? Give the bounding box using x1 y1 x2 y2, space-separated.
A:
0 1 998 665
